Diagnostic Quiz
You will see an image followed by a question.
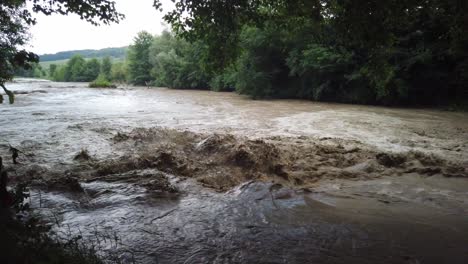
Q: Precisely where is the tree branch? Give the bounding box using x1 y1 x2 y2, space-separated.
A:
0 83 15 104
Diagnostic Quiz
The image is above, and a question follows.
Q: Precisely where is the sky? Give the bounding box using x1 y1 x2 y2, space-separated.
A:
28 0 174 55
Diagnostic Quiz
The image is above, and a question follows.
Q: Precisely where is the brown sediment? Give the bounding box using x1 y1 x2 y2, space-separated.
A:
10 127 467 192
86 128 467 191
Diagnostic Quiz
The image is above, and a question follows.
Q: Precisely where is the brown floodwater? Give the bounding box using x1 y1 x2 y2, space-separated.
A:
2 79 467 163
1 79 468 263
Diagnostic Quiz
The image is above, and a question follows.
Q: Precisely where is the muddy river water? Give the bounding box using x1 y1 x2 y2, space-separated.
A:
1 79 468 263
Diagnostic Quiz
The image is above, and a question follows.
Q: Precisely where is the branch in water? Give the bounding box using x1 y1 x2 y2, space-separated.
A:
0 83 15 104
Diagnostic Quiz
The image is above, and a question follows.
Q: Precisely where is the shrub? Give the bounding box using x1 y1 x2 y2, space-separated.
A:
89 74 116 88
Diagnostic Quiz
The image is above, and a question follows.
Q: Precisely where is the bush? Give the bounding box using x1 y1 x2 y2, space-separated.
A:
89 74 116 88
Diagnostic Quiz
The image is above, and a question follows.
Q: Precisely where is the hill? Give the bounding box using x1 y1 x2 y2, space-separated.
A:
39 47 128 62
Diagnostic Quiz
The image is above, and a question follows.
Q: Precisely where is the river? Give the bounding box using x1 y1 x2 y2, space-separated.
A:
1 79 468 263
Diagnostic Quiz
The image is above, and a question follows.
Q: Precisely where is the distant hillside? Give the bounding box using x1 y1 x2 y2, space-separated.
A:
39 47 128 62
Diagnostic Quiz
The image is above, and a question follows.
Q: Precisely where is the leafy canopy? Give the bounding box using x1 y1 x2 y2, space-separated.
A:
1 0 124 103
150 0 468 106
127 31 154 85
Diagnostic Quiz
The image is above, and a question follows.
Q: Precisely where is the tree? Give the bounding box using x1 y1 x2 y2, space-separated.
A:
1 1 36 103
151 0 304 68
1 0 124 103
110 62 128 83
64 55 86 81
127 31 154 85
83 58 101 81
146 31 210 89
153 0 468 106
100 56 112 79
49 64 57 78
52 66 66 82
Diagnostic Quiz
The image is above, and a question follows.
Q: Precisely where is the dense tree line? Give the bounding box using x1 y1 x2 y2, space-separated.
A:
146 0 468 106
127 31 210 89
7 1 468 107
49 55 125 83
14 53 126 84
14 63 47 79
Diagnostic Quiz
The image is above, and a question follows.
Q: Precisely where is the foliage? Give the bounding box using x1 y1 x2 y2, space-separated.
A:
232 25 290 98
110 62 128 83
8 1 468 107
63 55 86 81
148 31 209 89
127 31 154 85
1 0 123 103
89 74 116 88
53 66 66 82
1 1 37 102
83 58 101 81
100 56 112 80
209 67 236 92
14 63 47 79
152 0 257 69
147 0 468 106
51 55 117 83
1 0 124 81
1 1 38 81
49 64 57 77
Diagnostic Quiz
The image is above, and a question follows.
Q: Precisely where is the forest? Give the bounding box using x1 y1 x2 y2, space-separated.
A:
10 0 468 107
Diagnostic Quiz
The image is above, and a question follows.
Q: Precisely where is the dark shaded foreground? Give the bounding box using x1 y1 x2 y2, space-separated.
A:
29 170 468 264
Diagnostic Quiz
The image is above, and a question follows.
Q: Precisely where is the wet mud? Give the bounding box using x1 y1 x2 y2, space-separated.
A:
1 79 468 263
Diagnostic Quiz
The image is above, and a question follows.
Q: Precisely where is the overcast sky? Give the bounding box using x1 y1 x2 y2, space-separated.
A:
28 0 174 55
